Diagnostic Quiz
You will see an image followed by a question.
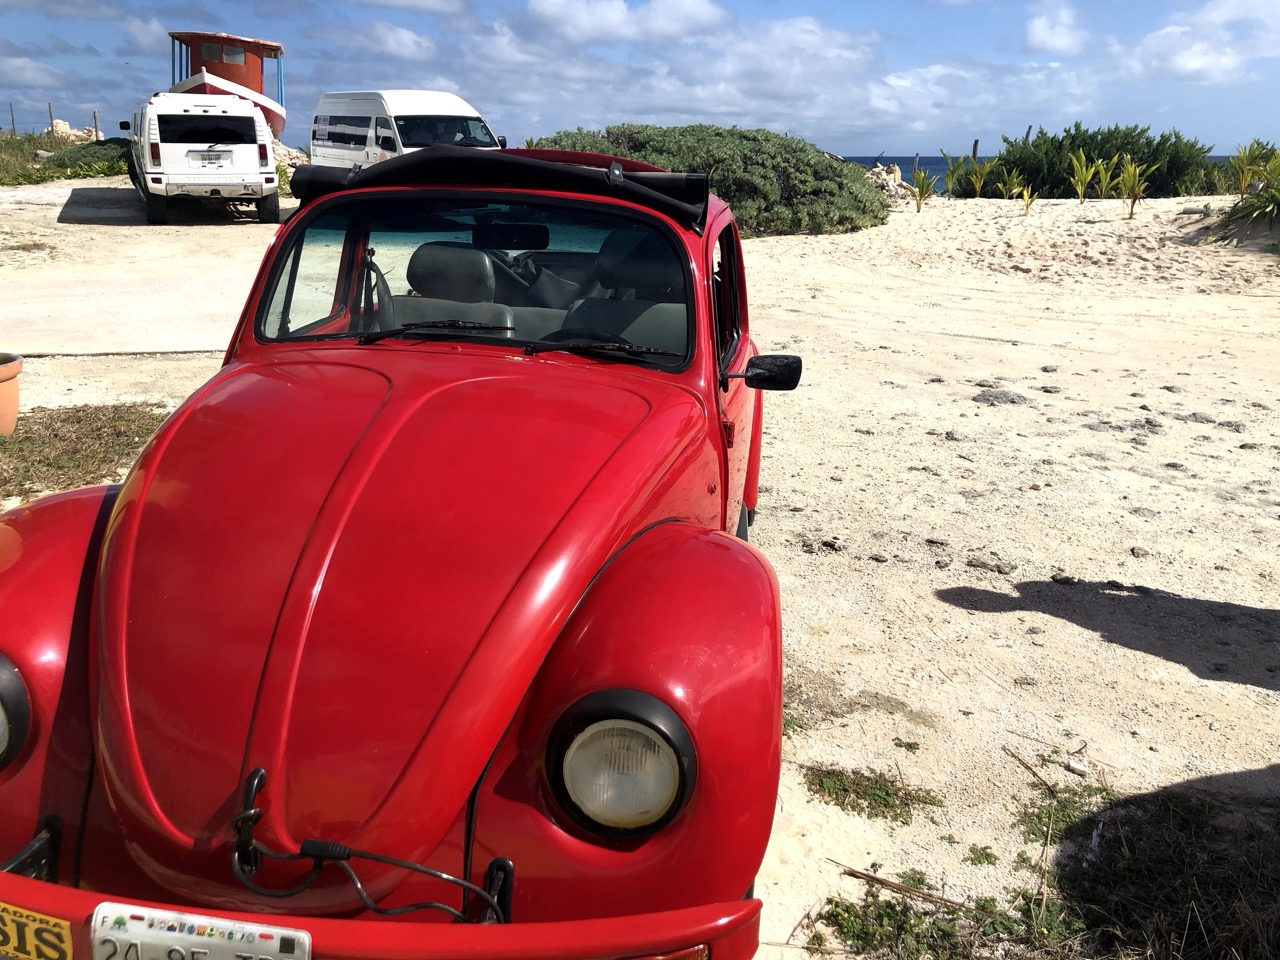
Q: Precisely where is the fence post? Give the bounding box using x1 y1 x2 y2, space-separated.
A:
8 102 15 136
48 102 55 132
93 110 100 140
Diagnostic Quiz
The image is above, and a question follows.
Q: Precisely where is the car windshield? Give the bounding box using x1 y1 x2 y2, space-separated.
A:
259 195 691 366
395 116 497 148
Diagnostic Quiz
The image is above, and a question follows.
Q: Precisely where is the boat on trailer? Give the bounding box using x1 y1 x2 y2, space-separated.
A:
168 31 286 139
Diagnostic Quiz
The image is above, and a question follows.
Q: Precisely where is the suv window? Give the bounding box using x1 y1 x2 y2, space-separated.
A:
157 115 257 144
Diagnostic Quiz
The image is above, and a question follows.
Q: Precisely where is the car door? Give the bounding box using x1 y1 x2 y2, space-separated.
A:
708 219 754 534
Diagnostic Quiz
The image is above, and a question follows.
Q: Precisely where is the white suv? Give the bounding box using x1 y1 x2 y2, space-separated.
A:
120 92 280 224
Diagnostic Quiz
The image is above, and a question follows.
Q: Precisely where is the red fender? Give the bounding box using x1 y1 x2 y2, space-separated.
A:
469 520 782 921
0 485 117 878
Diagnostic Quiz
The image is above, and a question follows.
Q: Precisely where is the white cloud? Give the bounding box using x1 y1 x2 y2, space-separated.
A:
357 21 436 61
527 0 728 44
1118 1 1280 82
121 17 169 53
0 55 64 88
1024 1 1087 56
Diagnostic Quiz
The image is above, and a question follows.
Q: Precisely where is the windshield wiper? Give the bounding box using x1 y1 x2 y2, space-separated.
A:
522 340 681 359
356 320 514 345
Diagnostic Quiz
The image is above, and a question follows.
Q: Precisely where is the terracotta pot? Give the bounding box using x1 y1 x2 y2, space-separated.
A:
0 353 21 437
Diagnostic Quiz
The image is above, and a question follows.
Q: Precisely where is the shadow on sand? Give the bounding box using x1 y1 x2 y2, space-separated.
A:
58 186 266 226
1050 764 1280 959
936 578 1280 691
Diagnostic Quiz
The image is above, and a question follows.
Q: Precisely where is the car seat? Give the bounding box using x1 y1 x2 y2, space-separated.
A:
558 230 688 354
396 244 515 334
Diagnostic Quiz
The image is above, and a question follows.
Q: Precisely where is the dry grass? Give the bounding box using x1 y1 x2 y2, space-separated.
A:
0 403 168 501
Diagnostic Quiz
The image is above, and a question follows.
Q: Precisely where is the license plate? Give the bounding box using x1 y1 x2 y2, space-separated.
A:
0 899 73 960
90 904 310 960
196 153 227 165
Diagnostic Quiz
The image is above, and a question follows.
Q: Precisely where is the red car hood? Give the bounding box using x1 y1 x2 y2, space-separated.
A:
94 349 706 906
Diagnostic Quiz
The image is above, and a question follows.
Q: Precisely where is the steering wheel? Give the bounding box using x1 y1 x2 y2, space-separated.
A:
487 250 536 290
540 327 631 344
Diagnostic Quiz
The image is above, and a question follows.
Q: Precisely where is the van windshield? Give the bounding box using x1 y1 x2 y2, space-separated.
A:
158 115 257 144
395 116 497 149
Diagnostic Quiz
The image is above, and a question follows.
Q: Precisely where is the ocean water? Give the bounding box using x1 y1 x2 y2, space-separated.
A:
844 155 987 178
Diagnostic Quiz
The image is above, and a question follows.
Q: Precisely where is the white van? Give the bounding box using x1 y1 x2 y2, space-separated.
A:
310 90 504 171
119 92 280 225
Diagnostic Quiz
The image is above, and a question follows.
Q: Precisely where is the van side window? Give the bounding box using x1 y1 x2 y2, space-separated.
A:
315 115 371 148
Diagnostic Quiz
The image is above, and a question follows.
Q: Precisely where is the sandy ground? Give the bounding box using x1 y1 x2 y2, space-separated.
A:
4 178 1280 952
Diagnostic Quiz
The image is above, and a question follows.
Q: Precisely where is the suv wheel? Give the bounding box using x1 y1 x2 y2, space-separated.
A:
258 193 280 224
145 193 169 225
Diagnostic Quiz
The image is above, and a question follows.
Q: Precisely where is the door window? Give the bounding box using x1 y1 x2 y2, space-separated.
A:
710 226 743 365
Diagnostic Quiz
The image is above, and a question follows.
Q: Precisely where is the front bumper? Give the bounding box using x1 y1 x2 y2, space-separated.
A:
0 871 761 960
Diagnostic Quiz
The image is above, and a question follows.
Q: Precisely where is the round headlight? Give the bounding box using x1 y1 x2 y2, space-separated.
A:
0 653 32 772
549 689 696 839
563 719 681 830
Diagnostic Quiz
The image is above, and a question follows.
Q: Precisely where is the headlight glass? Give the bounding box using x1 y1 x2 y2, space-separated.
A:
0 652 31 771
562 718 681 830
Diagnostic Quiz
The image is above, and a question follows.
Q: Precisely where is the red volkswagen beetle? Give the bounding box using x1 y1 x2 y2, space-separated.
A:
0 146 800 960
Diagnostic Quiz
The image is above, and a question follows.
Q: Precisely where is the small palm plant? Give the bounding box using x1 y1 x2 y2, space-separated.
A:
905 168 939 213
1021 185 1038 216
1094 153 1120 199
1067 147 1096 203
1227 140 1270 199
523 136 538 148
940 150 968 197
1116 154 1153 219
997 166 1025 200
967 157 1000 199
1222 153 1280 234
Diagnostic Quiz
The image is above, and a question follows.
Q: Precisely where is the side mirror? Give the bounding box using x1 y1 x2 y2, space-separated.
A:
119 120 131 131
725 354 802 391
497 135 507 148
377 135 397 153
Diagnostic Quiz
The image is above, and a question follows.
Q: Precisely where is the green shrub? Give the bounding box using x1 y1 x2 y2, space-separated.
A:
534 124 887 235
995 122 1214 199
0 134 128 184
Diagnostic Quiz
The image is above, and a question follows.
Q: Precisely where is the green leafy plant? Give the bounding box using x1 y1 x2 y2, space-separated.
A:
905 168 938 213
1067 147 1095 203
1226 139 1273 198
994 121 1213 199
940 150 968 197
1116 153 1154 219
1093 152 1120 199
996 166 1025 199
1020 185 1038 215
538 123 888 234
966 157 1000 199
802 763 943 824
963 844 998 866
1221 152 1280 234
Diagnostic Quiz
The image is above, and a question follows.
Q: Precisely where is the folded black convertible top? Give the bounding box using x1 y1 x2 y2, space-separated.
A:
289 145 711 231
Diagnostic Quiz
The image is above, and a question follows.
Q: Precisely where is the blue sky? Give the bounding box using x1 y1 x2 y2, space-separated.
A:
1 0 1276 156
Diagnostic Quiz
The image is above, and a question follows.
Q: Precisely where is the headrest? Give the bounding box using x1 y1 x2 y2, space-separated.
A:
595 229 685 300
406 244 495 302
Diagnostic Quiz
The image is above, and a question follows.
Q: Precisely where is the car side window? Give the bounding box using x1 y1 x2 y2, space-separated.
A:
263 218 348 337
710 226 742 364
